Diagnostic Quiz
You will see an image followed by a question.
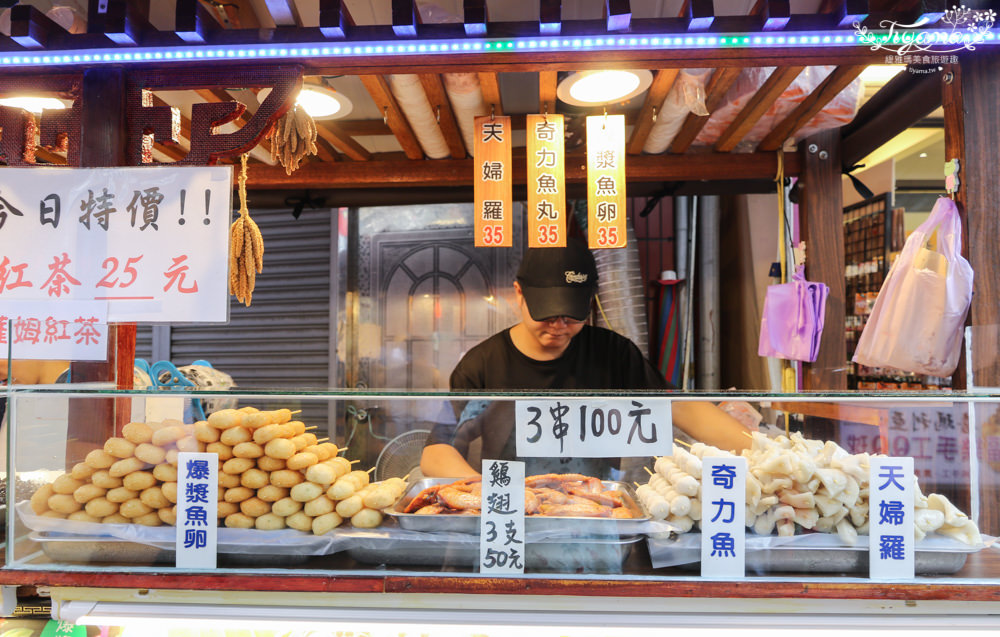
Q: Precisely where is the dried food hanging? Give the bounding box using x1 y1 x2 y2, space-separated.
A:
267 104 318 175
229 154 263 306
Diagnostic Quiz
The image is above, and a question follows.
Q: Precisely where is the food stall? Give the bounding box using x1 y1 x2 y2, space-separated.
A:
2 0 1000 633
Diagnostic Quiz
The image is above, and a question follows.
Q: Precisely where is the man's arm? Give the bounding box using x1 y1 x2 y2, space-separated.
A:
420 443 481 478
671 401 751 454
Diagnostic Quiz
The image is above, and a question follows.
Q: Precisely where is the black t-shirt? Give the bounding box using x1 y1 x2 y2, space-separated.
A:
430 325 668 477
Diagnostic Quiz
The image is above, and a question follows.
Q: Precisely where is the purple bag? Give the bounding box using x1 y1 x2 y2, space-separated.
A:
758 266 829 362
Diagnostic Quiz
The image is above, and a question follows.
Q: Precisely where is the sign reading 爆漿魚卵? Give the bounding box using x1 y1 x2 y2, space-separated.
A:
0 166 232 323
586 114 626 249
176 451 219 569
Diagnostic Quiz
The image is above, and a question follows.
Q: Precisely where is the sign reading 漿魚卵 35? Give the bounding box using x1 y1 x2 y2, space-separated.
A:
0 166 232 323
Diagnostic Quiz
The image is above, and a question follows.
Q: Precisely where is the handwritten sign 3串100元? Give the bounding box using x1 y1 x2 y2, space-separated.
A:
514 398 671 458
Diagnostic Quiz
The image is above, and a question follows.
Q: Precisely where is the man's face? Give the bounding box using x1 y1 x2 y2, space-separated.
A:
514 282 585 354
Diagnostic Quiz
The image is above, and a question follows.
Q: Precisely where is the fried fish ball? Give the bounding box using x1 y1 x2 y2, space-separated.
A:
257 456 285 472
303 444 332 462
240 497 270 518
134 443 167 465
271 497 303 517
255 513 286 530
290 481 323 503
218 472 241 489
257 485 288 503
73 483 107 504
362 485 397 510
109 457 146 478
264 438 296 460
161 481 178 504
52 474 85 495
206 442 234 461
104 437 136 459
222 457 255 475
272 408 293 424
220 427 252 446
123 471 156 492
233 442 265 459
289 435 309 451
30 484 55 514
312 512 343 535
166 449 180 466
151 426 186 447
89 470 123 490
288 422 308 437
217 501 239 518
159 418 185 429
351 508 384 529
319 442 341 457
48 494 83 515
225 512 254 528
242 412 272 429
239 406 260 414
84 496 118 518
122 421 154 445
253 424 291 445
335 494 366 518
325 456 353 477
346 470 371 489
327 477 358 501
175 436 202 453
304 495 335 517
286 511 313 532
269 469 304 488
140 486 170 509
103 513 129 524
224 487 254 503
106 487 139 503
70 462 97 481
41 511 67 519
194 421 220 443
133 512 162 526
240 468 269 490
153 463 178 483
305 463 336 486
158 507 177 526
295 432 317 446
85 448 116 470
286 452 318 471
208 409 243 430
68 511 101 523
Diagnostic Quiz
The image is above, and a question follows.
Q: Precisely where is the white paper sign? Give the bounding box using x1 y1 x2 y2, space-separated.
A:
176 451 219 569
1 300 107 360
869 456 915 581
479 458 525 575
700 456 746 578
515 398 671 458
0 166 232 323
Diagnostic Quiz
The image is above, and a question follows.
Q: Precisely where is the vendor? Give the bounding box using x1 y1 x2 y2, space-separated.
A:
420 240 750 478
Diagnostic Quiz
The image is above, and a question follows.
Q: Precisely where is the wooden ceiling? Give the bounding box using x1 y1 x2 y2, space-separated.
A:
0 0 958 200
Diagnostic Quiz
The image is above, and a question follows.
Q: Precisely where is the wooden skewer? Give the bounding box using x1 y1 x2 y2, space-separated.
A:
316 437 330 443
402 473 411 482
366 466 376 474
349 459 360 465
644 466 654 476
742 430 753 438
305 426 318 431
290 410 302 415
633 481 642 488
674 438 692 448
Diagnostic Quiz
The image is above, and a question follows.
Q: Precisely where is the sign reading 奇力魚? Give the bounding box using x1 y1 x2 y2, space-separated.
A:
526 114 566 248
700 456 747 578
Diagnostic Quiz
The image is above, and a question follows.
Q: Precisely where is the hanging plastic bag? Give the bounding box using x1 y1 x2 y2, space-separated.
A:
758 266 830 362
852 197 973 376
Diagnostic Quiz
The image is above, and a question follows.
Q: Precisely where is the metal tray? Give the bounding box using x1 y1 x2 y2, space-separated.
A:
390 478 649 536
347 534 641 573
30 532 309 567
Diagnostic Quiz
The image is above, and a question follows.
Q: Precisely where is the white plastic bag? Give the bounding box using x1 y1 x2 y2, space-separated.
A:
852 197 973 376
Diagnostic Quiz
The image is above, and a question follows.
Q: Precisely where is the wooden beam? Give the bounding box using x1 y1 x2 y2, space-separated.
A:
34 147 68 165
9 5 65 49
478 72 504 117
245 150 801 189
319 0 354 39
263 0 304 26
538 71 558 116
86 0 148 46
193 88 273 157
761 1 791 30
419 74 467 159
829 0 869 27
715 66 803 152
606 0 631 32
392 0 418 37
464 0 487 36
540 0 561 34
627 69 680 155
800 129 846 390
359 75 424 160
686 0 715 30
758 65 867 152
942 63 966 391
315 121 372 161
917 0 947 25
175 0 219 43
669 67 741 154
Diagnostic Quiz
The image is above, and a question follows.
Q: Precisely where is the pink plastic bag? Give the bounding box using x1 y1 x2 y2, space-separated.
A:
852 197 973 376
758 266 829 362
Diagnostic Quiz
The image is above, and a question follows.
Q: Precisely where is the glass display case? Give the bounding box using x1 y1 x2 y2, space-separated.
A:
4 386 995 585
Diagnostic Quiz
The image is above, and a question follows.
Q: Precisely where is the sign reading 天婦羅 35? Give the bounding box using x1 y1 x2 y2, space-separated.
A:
0 166 233 324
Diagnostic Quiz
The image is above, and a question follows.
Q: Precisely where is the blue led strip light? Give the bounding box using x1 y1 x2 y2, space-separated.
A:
1 29 997 68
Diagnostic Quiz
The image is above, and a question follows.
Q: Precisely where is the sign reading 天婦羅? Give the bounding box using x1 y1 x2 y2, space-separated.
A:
473 115 512 247
586 114 626 249
0 166 232 323
869 456 915 580
526 114 566 248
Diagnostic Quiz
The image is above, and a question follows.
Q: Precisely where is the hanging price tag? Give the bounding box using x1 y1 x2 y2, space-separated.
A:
586 114 626 249
526 114 566 248
473 115 512 247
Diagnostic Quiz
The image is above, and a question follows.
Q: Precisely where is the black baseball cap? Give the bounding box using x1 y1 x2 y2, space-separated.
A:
516 239 598 321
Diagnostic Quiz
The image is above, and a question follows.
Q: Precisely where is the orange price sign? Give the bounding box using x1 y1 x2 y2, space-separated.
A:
473 115 513 247
586 114 627 249
526 114 566 248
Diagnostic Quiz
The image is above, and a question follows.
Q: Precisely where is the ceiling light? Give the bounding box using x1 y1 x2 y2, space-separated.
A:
919 152 928 158
295 85 352 120
0 96 69 114
557 70 653 106
860 65 906 84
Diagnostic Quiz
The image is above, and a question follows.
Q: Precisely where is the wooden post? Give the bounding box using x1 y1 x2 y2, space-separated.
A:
800 130 847 390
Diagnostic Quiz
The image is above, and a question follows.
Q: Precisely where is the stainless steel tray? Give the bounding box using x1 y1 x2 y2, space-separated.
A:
390 477 649 536
347 534 641 573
